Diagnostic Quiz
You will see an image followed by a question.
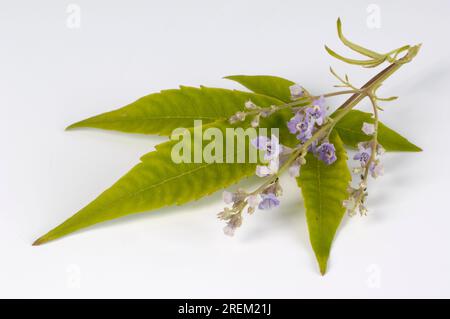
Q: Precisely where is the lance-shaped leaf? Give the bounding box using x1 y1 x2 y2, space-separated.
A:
334 109 422 152
67 86 280 135
297 132 351 275
33 118 281 245
226 74 421 152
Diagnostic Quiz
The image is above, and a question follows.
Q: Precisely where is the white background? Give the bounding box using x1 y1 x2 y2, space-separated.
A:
1 0 449 298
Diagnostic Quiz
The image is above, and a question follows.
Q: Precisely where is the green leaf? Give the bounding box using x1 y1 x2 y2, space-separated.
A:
225 75 294 103
226 75 422 152
297 132 351 275
34 121 258 245
334 109 422 152
67 86 280 135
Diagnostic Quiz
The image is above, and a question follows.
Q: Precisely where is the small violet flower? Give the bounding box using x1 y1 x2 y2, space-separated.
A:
315 142 337 165
289 84 304 100
287 113 301 134
287 113 314 143
353 143 372 166
362 122 375 135
258 193 280 210
252 135 283 177
251 135 282 161
305 96 327 126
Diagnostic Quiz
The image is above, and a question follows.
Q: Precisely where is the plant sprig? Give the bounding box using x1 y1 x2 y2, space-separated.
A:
33 18 422 275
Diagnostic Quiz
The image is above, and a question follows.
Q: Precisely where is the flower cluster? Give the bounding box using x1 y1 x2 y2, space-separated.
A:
353 122 384 178
225 87 387 233
343 122 385 216
218 134 286 236
353 141 384 178
218 180 283 236
315 142 337 165
287 95 337 165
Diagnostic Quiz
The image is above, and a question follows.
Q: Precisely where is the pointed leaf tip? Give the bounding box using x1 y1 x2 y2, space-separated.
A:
65 123 79 131
60 87 282 136
32 236 46 246
320 263 327 276
334 110 423 152
298 132 350 275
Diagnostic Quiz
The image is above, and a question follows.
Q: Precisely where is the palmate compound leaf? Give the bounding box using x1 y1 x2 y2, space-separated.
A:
297 131 351 275
66 86 281 135
34 113 294 245
225 75 421 152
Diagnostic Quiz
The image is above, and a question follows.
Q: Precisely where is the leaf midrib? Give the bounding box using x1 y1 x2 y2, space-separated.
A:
315 159 323 244
90 162 214 213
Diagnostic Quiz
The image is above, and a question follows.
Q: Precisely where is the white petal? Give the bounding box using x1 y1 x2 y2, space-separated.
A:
268 158 279 174
343 197 356 209
222 191 234 204
289 84 303 98
247 194 260 208
256 165 271 177
362 122 375 135
223 224 235 236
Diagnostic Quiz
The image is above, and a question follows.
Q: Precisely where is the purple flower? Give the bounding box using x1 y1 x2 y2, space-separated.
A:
251 135 270 150
354 143 372 166
258 193 280 210
315 142 337 165
313 95 326 108
289 84 304 100
287 113 302 134
287 112 314 143
296 122 314 143
251 135 282 160
305 96 327 126
265 135 282 160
